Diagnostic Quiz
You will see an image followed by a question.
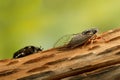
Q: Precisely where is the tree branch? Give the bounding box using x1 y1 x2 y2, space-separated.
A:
0 28 120 80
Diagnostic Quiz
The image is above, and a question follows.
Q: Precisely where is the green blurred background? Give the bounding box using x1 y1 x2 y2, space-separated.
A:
0 0 120 59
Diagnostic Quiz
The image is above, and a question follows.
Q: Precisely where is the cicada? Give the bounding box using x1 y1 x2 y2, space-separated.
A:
54 28 98 50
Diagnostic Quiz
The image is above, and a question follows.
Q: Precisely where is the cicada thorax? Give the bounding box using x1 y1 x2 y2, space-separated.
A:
66 34 94 48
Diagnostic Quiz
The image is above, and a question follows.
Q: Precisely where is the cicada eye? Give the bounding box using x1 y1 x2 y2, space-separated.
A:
82 30 93 35
92 29 98 34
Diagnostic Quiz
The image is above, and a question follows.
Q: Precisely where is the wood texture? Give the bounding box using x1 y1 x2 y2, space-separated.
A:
0 28 120 80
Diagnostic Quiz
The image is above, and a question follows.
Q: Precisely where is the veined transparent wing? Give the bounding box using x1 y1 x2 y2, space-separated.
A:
54 34 74 48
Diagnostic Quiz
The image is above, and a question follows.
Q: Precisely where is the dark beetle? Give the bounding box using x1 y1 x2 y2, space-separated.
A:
54 28 98 49
13 46 43 59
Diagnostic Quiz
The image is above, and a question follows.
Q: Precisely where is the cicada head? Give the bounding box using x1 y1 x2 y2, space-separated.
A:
81 28 98 35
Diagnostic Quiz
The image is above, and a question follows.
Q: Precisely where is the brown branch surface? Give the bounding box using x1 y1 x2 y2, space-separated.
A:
0 28 120 80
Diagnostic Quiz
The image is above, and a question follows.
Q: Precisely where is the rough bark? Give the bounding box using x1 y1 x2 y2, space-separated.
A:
0 28 120 80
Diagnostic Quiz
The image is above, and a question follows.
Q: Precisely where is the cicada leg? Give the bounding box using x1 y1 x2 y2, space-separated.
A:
88 34 110 49
95 35 109 42
88 35 98 49
81 34 97 49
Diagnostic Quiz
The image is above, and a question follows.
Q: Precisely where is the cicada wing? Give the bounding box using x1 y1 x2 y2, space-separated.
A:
54 34 73 48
